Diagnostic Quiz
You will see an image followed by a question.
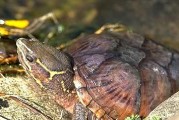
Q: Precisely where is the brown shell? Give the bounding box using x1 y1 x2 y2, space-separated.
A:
66 32 179 119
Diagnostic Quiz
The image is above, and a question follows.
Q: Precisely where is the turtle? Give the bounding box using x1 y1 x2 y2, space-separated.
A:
16 29 179 120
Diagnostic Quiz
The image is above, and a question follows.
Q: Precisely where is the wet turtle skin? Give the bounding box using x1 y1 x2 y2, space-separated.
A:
65 32 179 119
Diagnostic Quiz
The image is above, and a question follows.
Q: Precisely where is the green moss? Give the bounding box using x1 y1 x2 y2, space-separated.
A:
125 114 141 120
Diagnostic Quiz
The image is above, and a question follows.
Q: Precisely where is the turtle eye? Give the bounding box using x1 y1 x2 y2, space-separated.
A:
26 55 34 62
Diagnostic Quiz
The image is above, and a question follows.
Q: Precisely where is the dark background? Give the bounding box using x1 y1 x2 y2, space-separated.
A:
1 0 179 51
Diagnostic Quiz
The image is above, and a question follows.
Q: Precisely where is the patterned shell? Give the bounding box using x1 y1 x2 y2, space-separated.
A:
66 32 179 120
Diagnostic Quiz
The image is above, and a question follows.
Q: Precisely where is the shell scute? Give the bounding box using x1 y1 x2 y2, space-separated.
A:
69 33 143 119
67 32 178 119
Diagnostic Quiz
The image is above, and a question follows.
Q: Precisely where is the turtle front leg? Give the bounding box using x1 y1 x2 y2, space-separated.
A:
73 102 97 120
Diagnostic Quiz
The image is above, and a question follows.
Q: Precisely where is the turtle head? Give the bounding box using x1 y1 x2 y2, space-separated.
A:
16 38 75 93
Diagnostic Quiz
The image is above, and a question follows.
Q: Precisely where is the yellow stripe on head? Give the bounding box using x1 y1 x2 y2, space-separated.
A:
36 59 66 80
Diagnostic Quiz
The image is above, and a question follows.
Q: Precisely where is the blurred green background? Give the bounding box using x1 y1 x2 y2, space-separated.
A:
1 0 179 50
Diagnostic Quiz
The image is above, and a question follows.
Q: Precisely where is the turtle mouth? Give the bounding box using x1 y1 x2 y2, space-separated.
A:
17 48 30 72
16 38 32 72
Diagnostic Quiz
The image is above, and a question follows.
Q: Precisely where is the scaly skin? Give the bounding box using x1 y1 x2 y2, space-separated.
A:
16 31 179 120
